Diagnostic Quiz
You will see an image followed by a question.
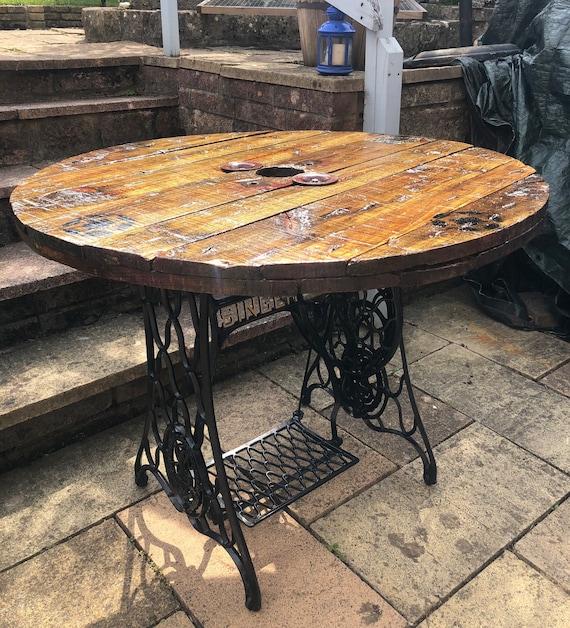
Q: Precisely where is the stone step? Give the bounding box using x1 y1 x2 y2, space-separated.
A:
0 94 183 167
0 303 302 472
0 61 142 105
0 241 141 348
0 241 87 302
0 164 38 245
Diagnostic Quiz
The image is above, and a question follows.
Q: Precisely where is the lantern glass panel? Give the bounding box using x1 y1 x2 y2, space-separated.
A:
319 36 352 67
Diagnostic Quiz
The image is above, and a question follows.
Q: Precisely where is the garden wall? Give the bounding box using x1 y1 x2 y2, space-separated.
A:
140 52 469 142
0 5 83 29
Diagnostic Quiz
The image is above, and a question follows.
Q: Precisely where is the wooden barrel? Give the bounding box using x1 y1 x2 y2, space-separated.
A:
296 1 329 67
296 1 399 71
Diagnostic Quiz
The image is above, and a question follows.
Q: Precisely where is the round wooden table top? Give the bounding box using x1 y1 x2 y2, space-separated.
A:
11 130 549 296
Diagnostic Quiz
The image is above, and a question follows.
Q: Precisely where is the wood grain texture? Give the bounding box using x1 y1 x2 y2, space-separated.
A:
11 131 549 295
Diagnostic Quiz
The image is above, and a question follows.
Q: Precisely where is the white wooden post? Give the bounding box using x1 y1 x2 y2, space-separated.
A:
363 28 403 133
323 0 403 133
160 0 180 57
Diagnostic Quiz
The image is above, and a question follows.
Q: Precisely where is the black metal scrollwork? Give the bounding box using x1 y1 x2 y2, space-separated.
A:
134 288 261 611
134 286 436 612
162 423 205 517
292 289 437 485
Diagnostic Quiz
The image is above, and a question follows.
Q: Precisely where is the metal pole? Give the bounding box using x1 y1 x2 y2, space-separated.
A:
459 0 474 47
160 0 180 57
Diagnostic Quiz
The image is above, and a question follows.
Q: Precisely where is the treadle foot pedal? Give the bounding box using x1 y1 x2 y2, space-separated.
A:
211 417 359 526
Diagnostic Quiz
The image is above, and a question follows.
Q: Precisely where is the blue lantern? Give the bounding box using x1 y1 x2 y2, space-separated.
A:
317 6 355 76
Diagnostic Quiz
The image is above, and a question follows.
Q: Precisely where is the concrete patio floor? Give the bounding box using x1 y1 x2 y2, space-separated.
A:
1 284 569 627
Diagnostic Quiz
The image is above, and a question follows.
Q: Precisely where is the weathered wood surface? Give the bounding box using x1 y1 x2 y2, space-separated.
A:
11 131 549 296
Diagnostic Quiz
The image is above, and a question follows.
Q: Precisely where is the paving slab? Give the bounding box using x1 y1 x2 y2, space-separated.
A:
390 321 451 369
160 612 196 628
286 425 397 526
515 498 570 593
417 551 570 627
259 350 335 412
540 359 570 397
0 416 153 570
405 285 570 379
189 367 397 526
334 384 472 467
0 28 161 64
118 493 407 628
0 518 179 628
310 423 570 624
409 342 570 473
210 369 303 452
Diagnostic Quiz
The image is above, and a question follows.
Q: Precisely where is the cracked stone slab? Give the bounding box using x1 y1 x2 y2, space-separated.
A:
310 424 570 623
0 417 153 570
118 493 407 627
417 551 570 627
0 519 179 628
189 368 397 526
405 285 569 379
409 343 570 472
515 498 570 593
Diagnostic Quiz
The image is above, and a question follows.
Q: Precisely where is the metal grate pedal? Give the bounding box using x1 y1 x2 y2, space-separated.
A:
212 417 359 526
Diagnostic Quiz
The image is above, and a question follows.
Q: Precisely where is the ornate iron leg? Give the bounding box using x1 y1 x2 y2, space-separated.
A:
133 286 429 610
291 289 437 485
134 288 261 611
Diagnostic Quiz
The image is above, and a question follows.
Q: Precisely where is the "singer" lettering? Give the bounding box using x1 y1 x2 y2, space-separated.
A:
217 296 295 329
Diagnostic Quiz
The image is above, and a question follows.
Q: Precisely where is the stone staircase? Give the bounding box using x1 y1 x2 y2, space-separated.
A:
0 47 303 472
0 50 175 471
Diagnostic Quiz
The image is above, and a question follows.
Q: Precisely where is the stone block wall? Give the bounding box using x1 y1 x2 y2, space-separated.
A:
141 52 469 142
83 2 496 57
0 5 83 29
401 67 469 139
177 65 363 134
0 5 27 29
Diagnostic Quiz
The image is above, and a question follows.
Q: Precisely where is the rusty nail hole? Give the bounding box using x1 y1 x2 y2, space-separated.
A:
239 179 262 187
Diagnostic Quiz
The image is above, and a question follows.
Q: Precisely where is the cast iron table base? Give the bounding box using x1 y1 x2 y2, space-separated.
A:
134 286 436 611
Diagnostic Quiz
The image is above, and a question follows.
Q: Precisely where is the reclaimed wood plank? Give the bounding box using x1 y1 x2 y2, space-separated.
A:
11 132 549 296
13 136 462 256
74 139 472 269
11 132 434 233
151 151 531 280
